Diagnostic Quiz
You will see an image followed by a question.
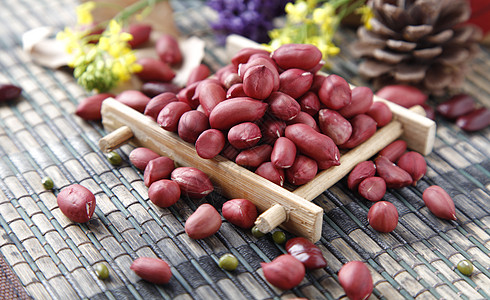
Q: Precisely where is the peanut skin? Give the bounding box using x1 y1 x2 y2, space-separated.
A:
271 137 296 168
177 110 210 143
267 91 301 121
131 257 172 285
227 122 262 149
375 156 412 188
195 129 226 159
185 203 222 239
285 124 340 169
157 101 192 132
285 155 318 185
255 162 285 186
209 97 268 130
136 58 175 82
338 86 373 118
271 43 322 70
318 74 351 110
278 68 313 99
76 93 115 121
144 156 175 187
235 144 273 168
148 179 181 208
318 109 352 145
144 92 177 121
243 65 275 100
339 114 377 149
171 167 214 199
57 184 96 223
129 147 160 171
347 160 377 191
261 254 305 290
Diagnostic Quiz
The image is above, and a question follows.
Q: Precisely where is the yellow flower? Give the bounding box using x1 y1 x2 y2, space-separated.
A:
76 1 95 25
285 1 309 23
357 5 374 30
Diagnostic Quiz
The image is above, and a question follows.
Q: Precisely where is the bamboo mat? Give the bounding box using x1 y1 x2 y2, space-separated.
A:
0 0 489 299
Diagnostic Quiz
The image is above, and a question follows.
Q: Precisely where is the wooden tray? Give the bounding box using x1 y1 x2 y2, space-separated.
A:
99 92 435 242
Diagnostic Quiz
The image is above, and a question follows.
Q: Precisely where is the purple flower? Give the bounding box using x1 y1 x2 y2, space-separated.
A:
207 0 292 44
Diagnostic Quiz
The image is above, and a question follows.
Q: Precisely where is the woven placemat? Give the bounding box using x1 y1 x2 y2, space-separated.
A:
0 0 489 299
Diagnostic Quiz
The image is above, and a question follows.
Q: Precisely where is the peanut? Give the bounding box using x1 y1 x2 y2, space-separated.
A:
176 81 200 109
366 101 392 127
242 65 275 100
375 156 412 188
195 129 226 159
318 109 352 145
127 24 152 48
239 56 280 91
378 140 407 162
76 93 115 121
339 114 377 149
271 137 297 168
318 74 351 110
271 43 322 70
57 184 96 223
285 155 318 185
197 80 226 116
338 261 373 300
358 177 386 202
115 90 150 113
267 91 301 121
0 83 22 102
141 81 181 98
347 160 376 191
456 107 490 132
130 257 172 285
338 86 374 118
227 122 262 149
396 151 427 186
436 93 476 119
226 83 247 99
171 167 214 199
255 162 285 186
231 47 270 68
422 186 457 220
235 144 273 168
144 92 177 121
157 101 192 132
286 111 320 132
285 123 340 169
185 203 222 239
375 84 427 108
278 69 313 99
285 237 327 269
209 97 268 130
155 34 182 65
129 147 160 171
367 201 398 232
187 64 211 86
259 117 286 145
148 179 181 208
222 198 257 229
177 110 210 143
261 254 305 290
298 91 321 116
136 57 175 82
144 156 175 187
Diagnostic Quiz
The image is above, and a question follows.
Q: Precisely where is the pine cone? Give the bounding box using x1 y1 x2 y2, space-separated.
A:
351 0 482 95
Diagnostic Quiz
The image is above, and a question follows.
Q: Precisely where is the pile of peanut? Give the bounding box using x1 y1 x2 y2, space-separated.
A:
129 43 393 188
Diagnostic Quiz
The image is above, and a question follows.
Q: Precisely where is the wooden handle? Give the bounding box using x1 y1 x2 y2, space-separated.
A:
98 126 134 152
